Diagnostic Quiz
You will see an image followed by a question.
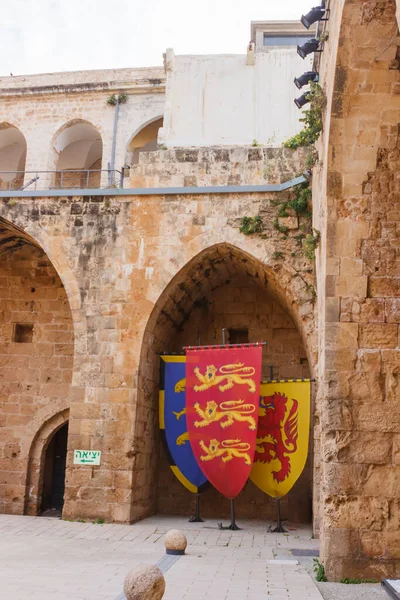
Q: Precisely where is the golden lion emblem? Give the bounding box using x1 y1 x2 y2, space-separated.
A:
193 399 256 430
193 363 256 393
174 378 186 393
199 439 251 465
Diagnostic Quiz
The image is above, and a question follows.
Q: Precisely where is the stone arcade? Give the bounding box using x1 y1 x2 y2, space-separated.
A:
1 3 400 581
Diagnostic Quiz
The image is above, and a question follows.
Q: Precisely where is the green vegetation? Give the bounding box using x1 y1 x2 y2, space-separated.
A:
239 215 263 235
107 93 128 106
313 559 327 582
304 230 321 261
339 578 379 584
283 83 325 149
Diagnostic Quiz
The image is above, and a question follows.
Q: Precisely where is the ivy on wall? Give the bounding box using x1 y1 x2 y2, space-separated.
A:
283 83 325 149
238 83 325 269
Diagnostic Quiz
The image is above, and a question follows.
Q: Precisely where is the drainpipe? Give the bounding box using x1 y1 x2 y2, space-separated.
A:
109 95 120 185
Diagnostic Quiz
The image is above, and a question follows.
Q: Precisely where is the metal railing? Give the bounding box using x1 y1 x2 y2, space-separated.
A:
0 169 124 191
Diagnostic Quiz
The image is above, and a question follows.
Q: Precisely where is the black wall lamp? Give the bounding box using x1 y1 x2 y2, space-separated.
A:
294 94 310 109
297 38 322 59
301 5 330 29
294 71 319 89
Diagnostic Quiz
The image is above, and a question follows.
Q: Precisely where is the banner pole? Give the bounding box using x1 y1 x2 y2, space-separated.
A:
221 328 241 531
228 498 240 531
272 498 287 533
188 493 204 523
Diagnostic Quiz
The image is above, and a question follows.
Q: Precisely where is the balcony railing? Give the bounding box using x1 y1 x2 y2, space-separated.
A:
0 169 125 191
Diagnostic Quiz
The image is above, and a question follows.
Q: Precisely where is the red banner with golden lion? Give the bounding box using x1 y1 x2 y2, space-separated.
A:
185 344 262 499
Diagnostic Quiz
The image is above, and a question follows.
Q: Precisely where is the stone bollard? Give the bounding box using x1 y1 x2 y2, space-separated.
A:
123 565 165 600
165 529 187 555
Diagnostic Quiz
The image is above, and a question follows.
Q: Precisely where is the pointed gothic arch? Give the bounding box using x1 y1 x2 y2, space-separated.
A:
133 242 314 523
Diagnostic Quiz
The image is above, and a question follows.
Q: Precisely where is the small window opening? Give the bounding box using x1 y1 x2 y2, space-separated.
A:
228 328 249 344
14 323 34 343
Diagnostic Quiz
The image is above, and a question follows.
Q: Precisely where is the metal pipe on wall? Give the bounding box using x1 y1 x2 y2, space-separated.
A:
109 96 120 185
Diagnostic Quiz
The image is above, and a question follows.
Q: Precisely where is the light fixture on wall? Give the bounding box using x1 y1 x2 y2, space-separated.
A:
294 94 311 109
294 71 319 89
301 5 329 29
297 39 322 59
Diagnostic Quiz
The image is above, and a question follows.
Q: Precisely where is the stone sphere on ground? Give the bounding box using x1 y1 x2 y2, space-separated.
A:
164 529 187 555
123 565 165 600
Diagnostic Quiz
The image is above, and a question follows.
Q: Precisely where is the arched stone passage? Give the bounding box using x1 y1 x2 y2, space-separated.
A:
0 219 74 515
134 243 313 523
315 0 400 580
24 410 69 516
0 123 27 190
53 120 103 188
127 117 163 165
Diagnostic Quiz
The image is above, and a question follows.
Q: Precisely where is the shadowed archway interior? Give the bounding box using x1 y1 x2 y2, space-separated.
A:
0 217 73 516
134 243 312 523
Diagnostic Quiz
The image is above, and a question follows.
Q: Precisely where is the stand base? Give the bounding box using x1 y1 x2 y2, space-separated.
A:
271 524 287 533
218 522 241 531
188 516 204 523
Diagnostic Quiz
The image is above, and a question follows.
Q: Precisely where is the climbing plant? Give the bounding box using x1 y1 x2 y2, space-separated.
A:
283 83 325 149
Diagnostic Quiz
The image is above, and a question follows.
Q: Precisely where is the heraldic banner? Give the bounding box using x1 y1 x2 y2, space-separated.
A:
159 356 208 494
250 380 311 499
185 344 262 499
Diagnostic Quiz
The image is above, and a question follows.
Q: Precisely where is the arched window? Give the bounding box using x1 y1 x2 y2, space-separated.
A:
128 117 163 165
0 123 27 190
54 120 102 188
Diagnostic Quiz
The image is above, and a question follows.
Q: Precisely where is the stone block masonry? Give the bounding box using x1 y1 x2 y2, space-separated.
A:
0 245 73 515
312 0 400 581
0 149 316 524
129 146 310 188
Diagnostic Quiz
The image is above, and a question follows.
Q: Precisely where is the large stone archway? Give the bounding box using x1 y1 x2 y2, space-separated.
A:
314 0 400 580
0 219 74 515
134 243 315 523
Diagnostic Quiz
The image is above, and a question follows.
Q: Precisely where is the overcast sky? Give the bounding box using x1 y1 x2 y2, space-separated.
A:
1 0 313 76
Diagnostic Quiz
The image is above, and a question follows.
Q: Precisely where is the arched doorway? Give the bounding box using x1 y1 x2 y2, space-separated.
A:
135 243 313 523
0 123 27 190
127 117 163 165
53 120 103 188
40 422 68 515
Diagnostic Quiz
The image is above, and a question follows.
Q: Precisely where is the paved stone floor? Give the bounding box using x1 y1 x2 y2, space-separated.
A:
2 514 385 600
0 514 323 600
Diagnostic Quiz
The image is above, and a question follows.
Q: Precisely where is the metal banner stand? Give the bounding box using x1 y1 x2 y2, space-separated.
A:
271 498 287 533
218 499 241 531
228 498 240 530
219 329 242 531
188 494 204 523
268 364 286 534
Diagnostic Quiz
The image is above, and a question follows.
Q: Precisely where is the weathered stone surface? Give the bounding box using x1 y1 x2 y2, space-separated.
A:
359 324 398 348
123 565 165 600
325 495 388 531
165 529 187 553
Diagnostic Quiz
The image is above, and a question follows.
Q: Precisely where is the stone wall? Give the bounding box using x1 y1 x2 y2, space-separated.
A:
0 69 165 185
313 0 400 580
0 173 317 523
129 146 309 188
160 49 311 147
0 245 73 514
